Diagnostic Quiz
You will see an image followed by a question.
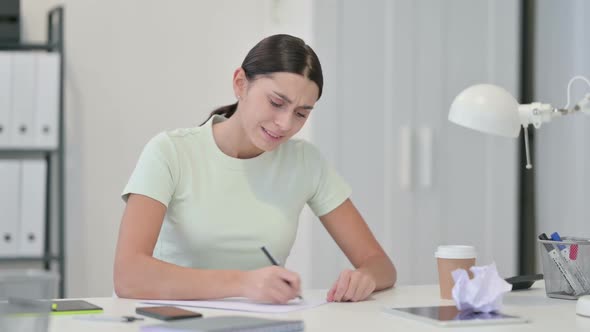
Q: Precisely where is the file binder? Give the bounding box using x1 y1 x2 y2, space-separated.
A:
0 52 11 147
0 6 66 298
11 52 36 148
141 315 304 332
18 158 46 256
0 160 21 257
34 53 59 149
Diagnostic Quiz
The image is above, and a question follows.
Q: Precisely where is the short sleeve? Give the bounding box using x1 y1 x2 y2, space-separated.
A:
121 132 179 207
305 143 352 217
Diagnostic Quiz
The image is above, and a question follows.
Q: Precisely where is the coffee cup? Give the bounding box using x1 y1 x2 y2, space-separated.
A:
435 245 477 299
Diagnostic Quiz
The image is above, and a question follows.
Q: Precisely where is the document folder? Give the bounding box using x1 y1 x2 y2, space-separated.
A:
141 315 304 332
34 53 59 149
0 160 21 256
0 52 11 147
18 158 46 256
11 52 36 148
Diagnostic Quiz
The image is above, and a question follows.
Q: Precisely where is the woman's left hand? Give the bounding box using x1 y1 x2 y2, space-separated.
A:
326 269 376 302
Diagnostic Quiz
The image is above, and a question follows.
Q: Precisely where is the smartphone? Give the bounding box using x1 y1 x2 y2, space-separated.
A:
135 306 203 321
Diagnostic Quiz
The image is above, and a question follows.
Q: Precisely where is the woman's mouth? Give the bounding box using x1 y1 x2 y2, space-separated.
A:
262 127 283 141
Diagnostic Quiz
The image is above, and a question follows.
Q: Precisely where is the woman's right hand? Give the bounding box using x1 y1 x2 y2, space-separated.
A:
240 266 301 304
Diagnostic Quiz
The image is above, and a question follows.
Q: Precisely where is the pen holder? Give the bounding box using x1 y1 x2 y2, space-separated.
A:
538 237 590 300
0 269 58 332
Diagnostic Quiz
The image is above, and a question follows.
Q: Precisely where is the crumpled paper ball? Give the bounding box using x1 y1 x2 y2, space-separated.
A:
451 263 512 313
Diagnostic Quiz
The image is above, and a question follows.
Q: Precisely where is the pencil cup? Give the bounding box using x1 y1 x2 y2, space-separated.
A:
538 237 590 299
0 269 58 332
435 245 477 300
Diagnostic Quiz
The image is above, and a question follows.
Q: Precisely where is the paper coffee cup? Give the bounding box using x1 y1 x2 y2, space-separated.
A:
435 245 477 300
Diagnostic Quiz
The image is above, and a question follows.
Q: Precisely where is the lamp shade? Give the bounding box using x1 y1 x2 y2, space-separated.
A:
448 84 521 138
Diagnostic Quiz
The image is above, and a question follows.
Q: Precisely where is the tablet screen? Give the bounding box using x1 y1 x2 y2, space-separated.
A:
397 306 515 321
385 305 527 326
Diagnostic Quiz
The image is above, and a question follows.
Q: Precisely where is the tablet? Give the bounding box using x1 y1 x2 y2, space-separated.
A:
383 305 528 327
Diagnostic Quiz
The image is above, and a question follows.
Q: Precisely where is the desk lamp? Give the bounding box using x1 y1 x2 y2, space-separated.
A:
448 76 590 169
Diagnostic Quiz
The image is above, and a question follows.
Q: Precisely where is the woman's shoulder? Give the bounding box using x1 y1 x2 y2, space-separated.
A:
140 125 206 159
165 125 207 140
280 138 323 163
148 125 207 147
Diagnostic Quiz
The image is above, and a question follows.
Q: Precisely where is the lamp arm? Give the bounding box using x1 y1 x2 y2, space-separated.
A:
563 76 590 109
518 75 590 130
573 93 590 115
517 103 554 170
518 103 554 129
516 90 590 170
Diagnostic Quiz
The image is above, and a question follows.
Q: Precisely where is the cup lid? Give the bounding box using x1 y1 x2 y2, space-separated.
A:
434 245 477 259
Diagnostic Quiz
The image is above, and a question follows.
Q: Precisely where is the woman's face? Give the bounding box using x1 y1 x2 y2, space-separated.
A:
235 70 319 152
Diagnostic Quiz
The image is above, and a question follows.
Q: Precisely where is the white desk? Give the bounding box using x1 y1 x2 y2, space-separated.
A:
49 283 590 331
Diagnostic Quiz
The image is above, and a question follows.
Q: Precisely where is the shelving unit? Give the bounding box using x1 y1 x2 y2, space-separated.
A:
0 6 65 297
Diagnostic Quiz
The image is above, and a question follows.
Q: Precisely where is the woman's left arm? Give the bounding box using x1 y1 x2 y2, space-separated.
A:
320 198 397 302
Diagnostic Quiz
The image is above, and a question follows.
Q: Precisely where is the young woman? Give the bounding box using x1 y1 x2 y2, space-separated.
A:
114 34 396 304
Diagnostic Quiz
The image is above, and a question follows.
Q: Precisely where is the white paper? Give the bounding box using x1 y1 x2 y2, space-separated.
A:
140 294 327 313
451 263 512 313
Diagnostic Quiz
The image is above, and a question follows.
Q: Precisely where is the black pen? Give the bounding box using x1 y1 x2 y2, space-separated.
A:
260 246 303 300
74 315 144 323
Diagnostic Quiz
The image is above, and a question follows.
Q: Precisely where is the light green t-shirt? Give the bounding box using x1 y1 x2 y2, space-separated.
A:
122 115 352 270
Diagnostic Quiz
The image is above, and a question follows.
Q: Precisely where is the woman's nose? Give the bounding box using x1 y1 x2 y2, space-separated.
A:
274 111 292 132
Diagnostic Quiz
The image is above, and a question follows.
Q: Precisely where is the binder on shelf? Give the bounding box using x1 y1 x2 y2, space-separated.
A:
0 160 21 257
34 53 59 149
0 6 65 298
18 158 47 257
11 52 37 148
0 52 11 147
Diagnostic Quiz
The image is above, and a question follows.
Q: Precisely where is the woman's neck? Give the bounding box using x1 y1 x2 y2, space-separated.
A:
211 114 264 159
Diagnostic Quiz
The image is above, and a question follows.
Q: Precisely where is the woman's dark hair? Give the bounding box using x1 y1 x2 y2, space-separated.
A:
202 34 323 125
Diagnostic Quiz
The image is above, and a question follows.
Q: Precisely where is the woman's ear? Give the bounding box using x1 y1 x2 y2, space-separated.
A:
232 67 247 99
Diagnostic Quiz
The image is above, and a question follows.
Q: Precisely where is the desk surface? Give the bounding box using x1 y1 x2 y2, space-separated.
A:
49 283 590 331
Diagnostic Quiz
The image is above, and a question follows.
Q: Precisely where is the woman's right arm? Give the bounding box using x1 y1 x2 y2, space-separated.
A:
113 193 301 303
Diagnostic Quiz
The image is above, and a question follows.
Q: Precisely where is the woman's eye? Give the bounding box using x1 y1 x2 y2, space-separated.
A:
270 100 283 107
296 112 307 118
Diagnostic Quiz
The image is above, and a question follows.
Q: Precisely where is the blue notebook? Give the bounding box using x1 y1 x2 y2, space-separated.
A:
140 315 304 332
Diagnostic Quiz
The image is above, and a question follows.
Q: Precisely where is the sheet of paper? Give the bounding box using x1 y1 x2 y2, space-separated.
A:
139 294 327 313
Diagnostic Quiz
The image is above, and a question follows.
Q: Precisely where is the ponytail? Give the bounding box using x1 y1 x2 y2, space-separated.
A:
200 102 238 126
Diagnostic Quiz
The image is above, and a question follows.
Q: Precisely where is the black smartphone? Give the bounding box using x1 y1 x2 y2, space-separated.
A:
135 306 203 321
505 274 544 290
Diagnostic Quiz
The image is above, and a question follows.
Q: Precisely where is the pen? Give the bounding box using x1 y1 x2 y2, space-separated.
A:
73 315 144 323
260 246 303 300
539 233 585 295
550 232 590 292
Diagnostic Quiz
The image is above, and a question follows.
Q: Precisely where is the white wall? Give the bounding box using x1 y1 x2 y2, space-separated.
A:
21 0 314 297
535 1 590 241
311 0 519 286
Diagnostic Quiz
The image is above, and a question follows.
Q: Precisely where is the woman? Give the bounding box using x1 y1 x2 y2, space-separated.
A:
114 34 396 304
